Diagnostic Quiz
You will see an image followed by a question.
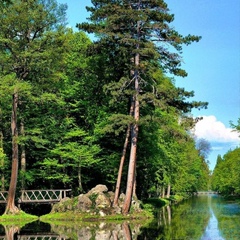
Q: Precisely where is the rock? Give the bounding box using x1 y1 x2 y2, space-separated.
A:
117 193 125 207
50 185 142 216
113 205 122 214
131 199 141 211
119 193 125 201
86 184 108 197
78 228 92 240
99 210 106 217
60 197 71 202
95 230 111 240
95 193 111 209
77 194 92 212
107 191 115 203
51 197 73 212
99 222 106 229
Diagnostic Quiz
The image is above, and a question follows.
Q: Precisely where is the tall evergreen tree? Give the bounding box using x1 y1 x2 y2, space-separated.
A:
78 0 204 214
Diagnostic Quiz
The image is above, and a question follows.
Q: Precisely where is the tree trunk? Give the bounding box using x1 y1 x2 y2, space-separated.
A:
162 206 166 225
167 205 171 225
113 98 134 207
166 183 171 198
78 163 83 193
122 50 140 214
122 222 132 240
5 92 19 214
4 226 19 240
113 125 130 207
162 186 165 198
20 121 26 190
0 131 5 190
132 168 137 199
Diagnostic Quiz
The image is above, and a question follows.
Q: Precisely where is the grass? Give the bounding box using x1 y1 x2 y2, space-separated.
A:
0 211 38 227
40 209 153 223
0 195 184 225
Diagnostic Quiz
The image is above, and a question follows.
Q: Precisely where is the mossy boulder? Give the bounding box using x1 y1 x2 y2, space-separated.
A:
51 184 141 216
77 195 92 212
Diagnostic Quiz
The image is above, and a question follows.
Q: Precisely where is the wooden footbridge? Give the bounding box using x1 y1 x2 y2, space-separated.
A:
197 191 218 195
0 234 66 240
0 189 71 205
18 235 66 240
18 234 66 240
0 235 65 240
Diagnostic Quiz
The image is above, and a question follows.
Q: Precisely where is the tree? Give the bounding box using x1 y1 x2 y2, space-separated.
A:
0 131 7 190
212 120 239 195
0 0 11 9
230 118 240 135
212 148 240 195
196 138 211 160
78 0 203 214
0 0 67 214
41 127 101 193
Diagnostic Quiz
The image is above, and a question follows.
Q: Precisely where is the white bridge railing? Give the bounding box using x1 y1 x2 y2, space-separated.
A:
17 235 65 240
19 189 71 203
0 189 71 204
197 191 218 195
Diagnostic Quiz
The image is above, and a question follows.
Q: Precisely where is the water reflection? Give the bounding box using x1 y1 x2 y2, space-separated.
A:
0 196 239 239
139 197 211 239
0 221 142 240
50 221 141 239
201 209 224 240
211 196 240 239
1 225 19 240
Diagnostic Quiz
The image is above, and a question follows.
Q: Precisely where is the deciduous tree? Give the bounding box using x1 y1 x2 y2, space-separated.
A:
0 0 67 214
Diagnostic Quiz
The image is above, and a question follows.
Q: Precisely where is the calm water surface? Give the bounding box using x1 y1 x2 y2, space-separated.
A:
0 195 239 239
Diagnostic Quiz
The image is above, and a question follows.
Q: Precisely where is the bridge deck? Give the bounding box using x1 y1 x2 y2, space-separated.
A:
0 234 65 240
197 191 218 194
17 234 65 240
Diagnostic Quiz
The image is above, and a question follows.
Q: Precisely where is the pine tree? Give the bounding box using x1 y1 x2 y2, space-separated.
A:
78 0 202 214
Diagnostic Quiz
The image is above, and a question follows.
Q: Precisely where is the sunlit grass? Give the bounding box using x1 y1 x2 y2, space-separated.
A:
40 209 153 223
0 211 38 226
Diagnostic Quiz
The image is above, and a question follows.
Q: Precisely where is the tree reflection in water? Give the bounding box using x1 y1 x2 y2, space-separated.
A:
0 221 141 239
139 197 211 239
4 225 19 240
210 195 240 239
1 196 239 239
50 221 141 239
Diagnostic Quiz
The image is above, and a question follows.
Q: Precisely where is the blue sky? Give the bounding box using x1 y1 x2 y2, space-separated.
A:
57 0 240 170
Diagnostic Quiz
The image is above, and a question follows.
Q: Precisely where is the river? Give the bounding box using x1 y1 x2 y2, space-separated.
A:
0 194 239 239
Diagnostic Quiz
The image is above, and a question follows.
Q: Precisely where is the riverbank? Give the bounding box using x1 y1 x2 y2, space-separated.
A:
0 211 38 226
1 194 239 239
0 185 184 223
39 194 183 222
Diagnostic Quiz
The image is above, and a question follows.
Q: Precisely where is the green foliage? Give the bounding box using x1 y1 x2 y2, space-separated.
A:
0 0 210 204
39 126 101 191
143 198 168 209
80 0 201 75
230 118 240 136
136 108 210 198
211 119 240 195
212 147 240 195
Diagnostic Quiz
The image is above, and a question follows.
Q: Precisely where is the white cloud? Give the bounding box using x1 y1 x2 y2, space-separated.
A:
193 115 239 143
